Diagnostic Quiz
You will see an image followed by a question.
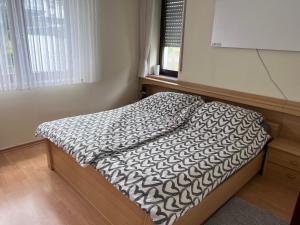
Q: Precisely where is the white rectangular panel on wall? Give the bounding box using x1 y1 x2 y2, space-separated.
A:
211 0 300 51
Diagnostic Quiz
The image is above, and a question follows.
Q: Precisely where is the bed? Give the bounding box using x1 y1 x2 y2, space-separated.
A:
38 91 274 225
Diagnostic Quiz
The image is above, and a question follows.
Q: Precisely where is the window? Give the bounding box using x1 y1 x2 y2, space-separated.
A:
160 0 184 78
0 1 15 77
0 0 99 91
24 0 65 74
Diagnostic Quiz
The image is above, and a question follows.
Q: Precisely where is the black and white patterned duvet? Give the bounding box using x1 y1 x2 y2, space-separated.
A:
95 101 270 225
36 92 204 166
36 93 270 225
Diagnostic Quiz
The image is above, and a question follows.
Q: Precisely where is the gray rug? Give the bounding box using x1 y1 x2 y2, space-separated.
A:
205 197 288 225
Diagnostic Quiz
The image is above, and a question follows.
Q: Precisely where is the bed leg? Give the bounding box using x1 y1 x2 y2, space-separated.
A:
45 140 54 170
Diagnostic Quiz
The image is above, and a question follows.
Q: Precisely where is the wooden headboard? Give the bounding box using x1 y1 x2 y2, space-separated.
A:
141 76 300 140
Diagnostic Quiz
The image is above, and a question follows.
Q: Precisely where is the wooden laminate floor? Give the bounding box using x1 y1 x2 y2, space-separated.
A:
0 143 298 225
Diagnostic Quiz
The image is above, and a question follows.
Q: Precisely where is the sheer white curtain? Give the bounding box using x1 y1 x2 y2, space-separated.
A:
0 0 100 91
138 0 156 78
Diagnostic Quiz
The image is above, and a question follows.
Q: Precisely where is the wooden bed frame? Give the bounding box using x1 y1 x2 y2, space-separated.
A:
45 76 287 225
46 142 265 225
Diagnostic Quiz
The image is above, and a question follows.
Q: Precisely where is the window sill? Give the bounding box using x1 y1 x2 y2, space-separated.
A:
145 75 178 82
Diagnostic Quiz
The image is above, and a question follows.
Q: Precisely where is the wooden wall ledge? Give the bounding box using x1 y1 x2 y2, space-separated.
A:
142 76 300 117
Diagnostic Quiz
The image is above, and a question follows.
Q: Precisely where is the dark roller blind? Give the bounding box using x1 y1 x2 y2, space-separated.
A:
161 0 184 48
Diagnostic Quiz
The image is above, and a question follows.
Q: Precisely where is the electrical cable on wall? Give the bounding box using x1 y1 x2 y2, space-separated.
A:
256 49 288 100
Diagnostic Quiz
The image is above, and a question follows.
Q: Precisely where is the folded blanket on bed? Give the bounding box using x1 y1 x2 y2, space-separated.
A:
95 101 271 225
36 92 204 166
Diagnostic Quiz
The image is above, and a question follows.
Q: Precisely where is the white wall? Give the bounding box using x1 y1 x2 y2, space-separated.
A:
181 0 300 101
0 0 140 150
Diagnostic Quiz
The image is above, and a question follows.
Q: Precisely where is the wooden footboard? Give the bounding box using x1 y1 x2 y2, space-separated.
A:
46 141 264 225
47 142 150 225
